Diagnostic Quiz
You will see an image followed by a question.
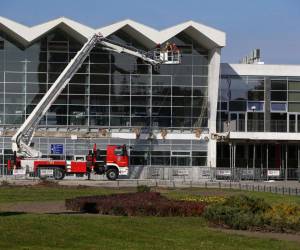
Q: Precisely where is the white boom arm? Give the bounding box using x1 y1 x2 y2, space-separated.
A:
12 33 163 157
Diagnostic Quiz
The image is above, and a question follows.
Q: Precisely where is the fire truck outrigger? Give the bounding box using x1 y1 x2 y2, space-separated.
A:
8 32 181 180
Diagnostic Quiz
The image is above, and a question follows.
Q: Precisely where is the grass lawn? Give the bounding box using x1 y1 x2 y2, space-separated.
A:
0 214 299 250
0 185 133 203
163 187 300 204
0 185 300 249
0 184 300 204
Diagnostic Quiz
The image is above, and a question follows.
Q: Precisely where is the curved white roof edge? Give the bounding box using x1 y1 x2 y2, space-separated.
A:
0 16 226 48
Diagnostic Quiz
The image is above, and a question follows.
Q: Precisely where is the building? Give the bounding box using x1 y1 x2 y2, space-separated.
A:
0 16 298 180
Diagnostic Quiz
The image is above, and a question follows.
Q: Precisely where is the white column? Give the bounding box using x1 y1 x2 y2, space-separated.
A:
207 47 221 169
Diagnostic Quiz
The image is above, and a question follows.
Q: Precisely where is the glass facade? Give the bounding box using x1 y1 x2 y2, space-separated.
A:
217 75 300 133
0 28 210 170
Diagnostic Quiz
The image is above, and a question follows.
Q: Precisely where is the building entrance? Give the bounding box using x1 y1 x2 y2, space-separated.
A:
217 142 300 180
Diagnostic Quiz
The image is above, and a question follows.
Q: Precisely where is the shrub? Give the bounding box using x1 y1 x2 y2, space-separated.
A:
203 195 300 232
66 192 206 217
137 185 151 193
203 195 269 230
263 203 300 232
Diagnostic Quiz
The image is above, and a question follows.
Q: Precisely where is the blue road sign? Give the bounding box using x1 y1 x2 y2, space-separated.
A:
51 144 64 154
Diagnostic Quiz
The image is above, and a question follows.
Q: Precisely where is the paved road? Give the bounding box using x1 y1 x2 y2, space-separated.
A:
0 176 299 189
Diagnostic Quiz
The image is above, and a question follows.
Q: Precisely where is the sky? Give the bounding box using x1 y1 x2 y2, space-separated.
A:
1 0 300 64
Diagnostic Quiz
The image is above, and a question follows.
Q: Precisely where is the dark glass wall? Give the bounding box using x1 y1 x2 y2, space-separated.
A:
0 29 208 129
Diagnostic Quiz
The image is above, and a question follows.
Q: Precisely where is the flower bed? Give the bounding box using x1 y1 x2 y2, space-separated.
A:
66 192 206 216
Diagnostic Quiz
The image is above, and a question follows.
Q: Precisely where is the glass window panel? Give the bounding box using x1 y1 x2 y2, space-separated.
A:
248 91 264 101
53 95 68 105
48 52 68 62
5 72 25 82
90 63 110 74
152 97 171 106
152 75 171 86
193 66 208 75
271 91 287 101
90 96 109 105
69 84 86 94
288 92 300 101
271 102 287 112
193 97 207 107
68 95 86 105
90 84 109 95
173 97 191 106
26 94 44 104
110 96 130 105
5 115 24 124
5 61 25 72
90 116 109 126
172 107 191 117
90 106 108 115
247 102 264 111
229 101 247 111
192 107 207 117
172 86 191 96
69 74 88 84
172 75 192 86
288 81 300 90
172 117 191 127
151 157 170 165
131 85 150 95
111 106 130 115
27 62 47 72
5 83 25 93
131 96 150 106
289 103 300 112
193 87 208 96
152 117 171 127
110 116 130 126
48 41 68 51
90 74 109 84
90 53 110 63
110 84 129 95
152 107 171 116
171 157 190 166
48 63 68 73
172 65 192 75
5 93 25 103
131 75 150 85
48 73 60 83
192 157 207 166
27 83 47 93
27 73 47 83
248 78 264 90
131 117 149 126
131 106 148 116
68 116 88 126
271 80 287 90
5 104 25 114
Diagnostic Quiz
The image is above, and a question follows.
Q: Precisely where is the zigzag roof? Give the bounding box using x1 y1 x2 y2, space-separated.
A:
0 16 226 49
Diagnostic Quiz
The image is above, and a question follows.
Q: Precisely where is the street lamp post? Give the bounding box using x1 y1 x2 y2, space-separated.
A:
251 106 256 180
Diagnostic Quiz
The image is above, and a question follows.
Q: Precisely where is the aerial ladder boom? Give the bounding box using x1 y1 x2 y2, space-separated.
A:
11 33 167 158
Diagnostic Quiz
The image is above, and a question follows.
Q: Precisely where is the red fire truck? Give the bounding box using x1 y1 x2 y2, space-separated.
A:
8 32 180 180
9 144 128 180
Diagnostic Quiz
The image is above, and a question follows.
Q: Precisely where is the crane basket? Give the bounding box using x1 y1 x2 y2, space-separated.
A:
153 42 181 64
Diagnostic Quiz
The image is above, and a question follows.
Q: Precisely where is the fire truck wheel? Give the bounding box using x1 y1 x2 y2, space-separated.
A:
106 168 118 180
53 168 65 180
